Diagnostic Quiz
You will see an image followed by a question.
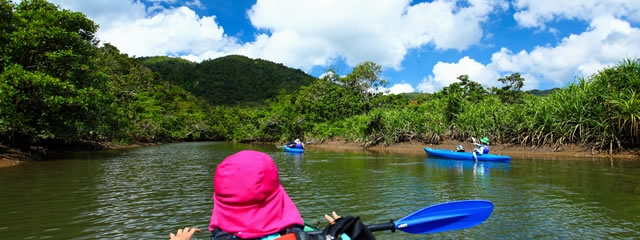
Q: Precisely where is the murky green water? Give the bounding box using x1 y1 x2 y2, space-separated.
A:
1 142 639 239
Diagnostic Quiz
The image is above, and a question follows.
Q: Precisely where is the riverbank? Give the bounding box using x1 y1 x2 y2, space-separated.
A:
0 141 162 169
306 139 640 160
0 144 35 168
0 158 21 168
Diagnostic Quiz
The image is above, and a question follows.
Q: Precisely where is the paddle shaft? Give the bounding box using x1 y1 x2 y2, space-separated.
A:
367 222 395 232
307 221 395 234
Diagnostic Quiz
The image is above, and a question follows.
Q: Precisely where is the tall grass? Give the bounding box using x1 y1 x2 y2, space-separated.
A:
307 101 447 146
448 59 640 152
217 59 640 152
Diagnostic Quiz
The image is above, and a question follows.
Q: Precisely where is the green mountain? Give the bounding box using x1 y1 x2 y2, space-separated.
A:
526 88 559 96
141 55 317 105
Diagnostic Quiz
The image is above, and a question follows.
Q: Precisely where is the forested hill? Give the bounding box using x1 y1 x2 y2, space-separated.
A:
141 55 317 105
526 88 559 96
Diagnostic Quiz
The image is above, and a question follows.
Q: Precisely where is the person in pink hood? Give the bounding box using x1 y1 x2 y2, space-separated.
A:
210 150 304 238
170 150 375 240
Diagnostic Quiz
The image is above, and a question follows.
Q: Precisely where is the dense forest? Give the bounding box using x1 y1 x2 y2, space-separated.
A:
1 0 639 156
141 55 315 105
0 0 219 149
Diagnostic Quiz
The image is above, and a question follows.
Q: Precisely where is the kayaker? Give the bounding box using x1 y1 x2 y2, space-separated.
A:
456 145 465 152
170 150 374 240
287 140 296 148
294 139 304 149
473 137 490 155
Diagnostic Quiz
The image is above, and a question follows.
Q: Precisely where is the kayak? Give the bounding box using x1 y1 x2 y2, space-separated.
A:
424 147 511 162
283 145 304 153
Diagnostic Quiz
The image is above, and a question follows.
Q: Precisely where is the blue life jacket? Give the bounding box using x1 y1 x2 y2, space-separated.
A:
295 143 303 149
474 145 490 155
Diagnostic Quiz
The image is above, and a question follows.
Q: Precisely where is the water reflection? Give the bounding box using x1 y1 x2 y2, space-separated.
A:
425 157 511 177
283 152 304 170
284 151 304 159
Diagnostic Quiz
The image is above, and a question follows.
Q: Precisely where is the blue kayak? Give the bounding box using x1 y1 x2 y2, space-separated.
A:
283 145 304 153
424 147 511 162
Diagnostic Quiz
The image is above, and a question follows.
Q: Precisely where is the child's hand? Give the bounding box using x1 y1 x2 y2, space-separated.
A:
169 227 200 240
324 211 341 225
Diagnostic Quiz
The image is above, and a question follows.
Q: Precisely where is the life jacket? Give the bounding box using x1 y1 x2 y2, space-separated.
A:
275 232 325 240
210 226 324 240
295 143 303 149
211 216 374 240
475 145 489 155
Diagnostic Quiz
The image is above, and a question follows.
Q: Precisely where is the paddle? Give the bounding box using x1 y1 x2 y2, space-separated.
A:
366 200 494 234
471 137 479 161
277 143 294 149
309 200 493 235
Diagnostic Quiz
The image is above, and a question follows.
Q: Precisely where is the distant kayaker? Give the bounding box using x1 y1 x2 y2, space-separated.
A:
294 139 304 149
287 140 296 148
456 145 465 152
170 150 374 240
473 137 490 155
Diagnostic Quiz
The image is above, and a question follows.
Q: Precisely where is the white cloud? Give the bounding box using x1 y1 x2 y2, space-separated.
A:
50 0 146 30
47 0 640 93
417 56 500 93
416 77 439 93
419 16 640 92
380 83 416 95
51 0 230 59
244 0 507 70
513 0 640 29
49 0 506 70
490 16 640 85
186 0 204 9
98 7 238 57
230 31 339 69
519 73 540 91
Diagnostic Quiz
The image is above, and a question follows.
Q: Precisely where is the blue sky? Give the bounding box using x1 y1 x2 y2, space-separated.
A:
49 0 640 93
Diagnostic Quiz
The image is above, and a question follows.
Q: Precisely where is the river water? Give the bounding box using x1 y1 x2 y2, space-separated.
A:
1 142 639 239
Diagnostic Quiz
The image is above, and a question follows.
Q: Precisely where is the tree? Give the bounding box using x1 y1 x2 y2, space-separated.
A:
495 73 525 103
436 75 488 123
457 75 488 101
339 61 387 97
0 0 107 147
0 0 14 70
9 0 99 86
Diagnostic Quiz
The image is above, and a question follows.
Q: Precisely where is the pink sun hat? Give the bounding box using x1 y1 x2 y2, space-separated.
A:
209 150 303 238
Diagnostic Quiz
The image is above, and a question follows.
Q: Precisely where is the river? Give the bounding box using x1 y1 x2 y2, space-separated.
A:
1 142 639 239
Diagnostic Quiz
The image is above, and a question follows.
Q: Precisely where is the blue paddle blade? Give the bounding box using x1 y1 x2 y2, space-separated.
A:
394 200 494 234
